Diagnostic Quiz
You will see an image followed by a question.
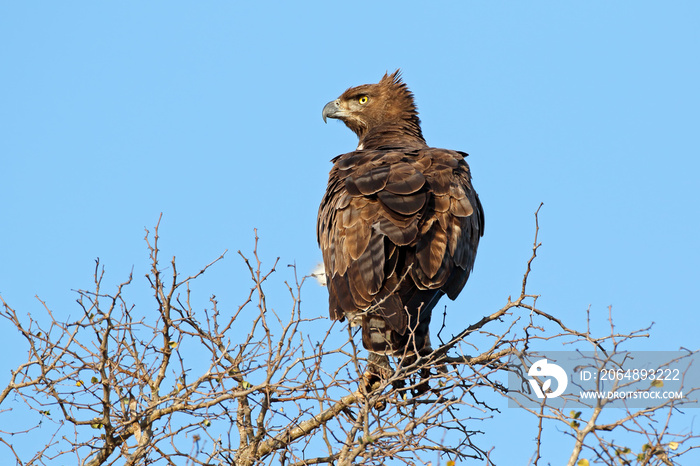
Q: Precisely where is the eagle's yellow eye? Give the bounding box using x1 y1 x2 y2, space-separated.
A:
358 95 368 105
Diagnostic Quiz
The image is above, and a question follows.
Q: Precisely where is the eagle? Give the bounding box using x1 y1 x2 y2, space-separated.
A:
318 70 484 379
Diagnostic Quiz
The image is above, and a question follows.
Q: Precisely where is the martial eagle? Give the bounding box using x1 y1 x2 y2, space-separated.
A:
318 70 484 376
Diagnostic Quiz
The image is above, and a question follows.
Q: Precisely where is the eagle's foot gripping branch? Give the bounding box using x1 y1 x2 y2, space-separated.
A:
363 351 448 402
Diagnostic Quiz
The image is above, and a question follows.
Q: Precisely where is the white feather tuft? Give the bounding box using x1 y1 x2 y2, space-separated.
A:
311 263 327 286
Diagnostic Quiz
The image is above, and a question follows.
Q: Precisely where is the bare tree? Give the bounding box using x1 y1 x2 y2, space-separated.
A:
1 210 697 465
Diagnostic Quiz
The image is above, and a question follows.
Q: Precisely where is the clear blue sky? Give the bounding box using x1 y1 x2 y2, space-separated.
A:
1 2 698 463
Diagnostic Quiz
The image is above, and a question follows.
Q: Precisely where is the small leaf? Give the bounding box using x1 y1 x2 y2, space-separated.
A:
669 442 679 451
76 380 83 387
642 443 651 452
577 460 589 466
168 341 178 348
447 461 456 466
650 379 664 388
91 376 99 384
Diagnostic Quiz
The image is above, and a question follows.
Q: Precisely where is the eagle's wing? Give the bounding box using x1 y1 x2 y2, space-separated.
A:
317 148 483 352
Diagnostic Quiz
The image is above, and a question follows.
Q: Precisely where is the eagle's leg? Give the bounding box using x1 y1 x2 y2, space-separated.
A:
398 356 432 396
399 335 434 396
363 352 394 390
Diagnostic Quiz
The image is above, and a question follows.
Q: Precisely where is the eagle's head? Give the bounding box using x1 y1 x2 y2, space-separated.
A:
322 70 424 147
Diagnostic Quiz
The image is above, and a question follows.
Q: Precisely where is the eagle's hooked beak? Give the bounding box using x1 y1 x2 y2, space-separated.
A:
322 99 343 123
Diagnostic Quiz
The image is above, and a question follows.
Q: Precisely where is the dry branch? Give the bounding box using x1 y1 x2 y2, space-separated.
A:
0 211 696 465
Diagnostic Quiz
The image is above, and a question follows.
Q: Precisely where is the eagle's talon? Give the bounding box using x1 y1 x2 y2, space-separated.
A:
361 370 382 393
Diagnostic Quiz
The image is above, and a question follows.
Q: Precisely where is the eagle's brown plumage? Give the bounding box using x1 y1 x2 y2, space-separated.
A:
318 70 484 359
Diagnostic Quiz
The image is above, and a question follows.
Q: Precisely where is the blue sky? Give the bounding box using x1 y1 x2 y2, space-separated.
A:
1 2 699 463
